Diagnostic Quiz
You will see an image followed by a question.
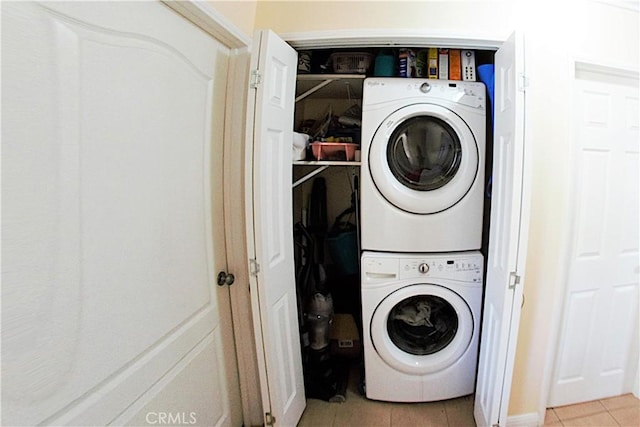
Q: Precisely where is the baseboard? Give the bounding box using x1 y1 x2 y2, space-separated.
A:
506 412 540 427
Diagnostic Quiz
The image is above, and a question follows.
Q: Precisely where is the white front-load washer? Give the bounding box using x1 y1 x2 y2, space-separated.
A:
361 251 483 402
361 78 486 252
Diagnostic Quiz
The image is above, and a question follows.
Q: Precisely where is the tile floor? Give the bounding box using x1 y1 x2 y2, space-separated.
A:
298 363 474 427
297 364 640 427
545 394 640 427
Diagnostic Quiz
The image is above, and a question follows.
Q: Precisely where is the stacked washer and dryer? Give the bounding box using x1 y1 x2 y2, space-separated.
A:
360 78 487 402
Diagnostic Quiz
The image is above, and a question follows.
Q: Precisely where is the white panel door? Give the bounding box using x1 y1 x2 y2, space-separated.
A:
1 2 241 426
474 32 528 427
246 30 305 427
548 67 639 407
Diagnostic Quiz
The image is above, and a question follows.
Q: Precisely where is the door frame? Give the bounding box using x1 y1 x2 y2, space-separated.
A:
163 1 250 49
162 4 533 423
161 2 266 427
542 59 640 411
279 29 505 50
282 31 531 427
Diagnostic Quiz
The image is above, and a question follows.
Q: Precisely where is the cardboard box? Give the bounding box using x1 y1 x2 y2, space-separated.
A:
398 49 417 77
416 50 428 78
449 49 461 80
461 49 476 81
427 47 438 79
329 313 361 358
438 48 449 80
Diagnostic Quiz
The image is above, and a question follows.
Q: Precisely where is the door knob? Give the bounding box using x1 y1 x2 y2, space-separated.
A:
217 271 235 287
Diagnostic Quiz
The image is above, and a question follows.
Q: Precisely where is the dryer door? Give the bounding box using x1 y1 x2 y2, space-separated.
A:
369 104 479 214
371 284 474 375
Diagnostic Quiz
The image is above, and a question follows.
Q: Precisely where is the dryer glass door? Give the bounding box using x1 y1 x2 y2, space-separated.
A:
387 116 462 192
368 104 480 214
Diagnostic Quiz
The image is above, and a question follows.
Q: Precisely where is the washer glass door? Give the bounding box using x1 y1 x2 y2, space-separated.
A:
371 284 473 375
387 294 458 355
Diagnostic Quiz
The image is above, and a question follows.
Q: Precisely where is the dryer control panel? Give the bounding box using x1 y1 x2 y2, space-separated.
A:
363 78 486 110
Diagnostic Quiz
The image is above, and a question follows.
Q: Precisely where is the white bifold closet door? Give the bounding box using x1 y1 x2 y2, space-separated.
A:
474 31 529 427
245 29 306 427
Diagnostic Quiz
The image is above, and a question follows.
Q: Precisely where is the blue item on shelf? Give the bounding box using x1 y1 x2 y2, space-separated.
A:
477 64 495 119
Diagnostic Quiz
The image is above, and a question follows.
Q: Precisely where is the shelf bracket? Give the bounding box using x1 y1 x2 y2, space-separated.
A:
292 165 330 188
295 79 335 103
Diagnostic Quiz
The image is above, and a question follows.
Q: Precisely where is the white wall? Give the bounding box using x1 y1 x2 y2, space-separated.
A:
255 0 516 39
208 0 257 39
510 0 639 415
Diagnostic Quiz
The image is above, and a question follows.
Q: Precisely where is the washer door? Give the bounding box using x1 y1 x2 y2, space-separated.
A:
369 104 479 214
371 284 473 375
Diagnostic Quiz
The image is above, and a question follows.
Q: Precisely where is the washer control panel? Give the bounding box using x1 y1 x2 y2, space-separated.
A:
362 251 484 284
400 257 482 282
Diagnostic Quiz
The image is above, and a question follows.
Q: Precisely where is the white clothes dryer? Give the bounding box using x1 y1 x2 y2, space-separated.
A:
361 251 483 402
361 78 486 252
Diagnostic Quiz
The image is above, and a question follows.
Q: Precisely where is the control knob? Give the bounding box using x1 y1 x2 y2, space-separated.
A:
418 263 430 274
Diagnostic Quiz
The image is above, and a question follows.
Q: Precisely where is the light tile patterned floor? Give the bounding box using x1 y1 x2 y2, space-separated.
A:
298 364 474 427
545 394 640 427
298 364 640 427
